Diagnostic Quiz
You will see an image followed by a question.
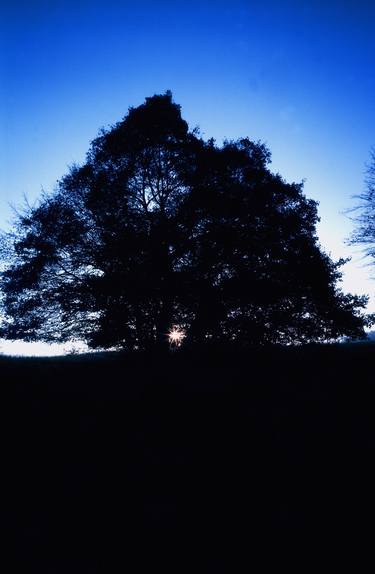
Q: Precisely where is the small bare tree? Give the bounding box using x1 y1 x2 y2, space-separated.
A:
349 149 375 264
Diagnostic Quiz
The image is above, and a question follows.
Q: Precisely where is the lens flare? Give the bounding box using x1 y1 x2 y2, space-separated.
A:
167 326 186 347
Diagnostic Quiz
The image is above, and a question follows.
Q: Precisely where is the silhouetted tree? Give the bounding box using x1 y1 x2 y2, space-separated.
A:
0 92 372 350
349 149 375 265
179 138 372 344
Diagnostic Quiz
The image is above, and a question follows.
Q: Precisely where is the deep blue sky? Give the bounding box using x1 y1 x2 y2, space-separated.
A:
0 0 374 353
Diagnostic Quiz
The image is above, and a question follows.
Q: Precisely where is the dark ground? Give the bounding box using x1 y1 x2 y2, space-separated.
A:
1 343 375 571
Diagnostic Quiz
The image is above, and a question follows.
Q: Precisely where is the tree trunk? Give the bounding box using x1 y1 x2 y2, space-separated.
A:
155 300 172 350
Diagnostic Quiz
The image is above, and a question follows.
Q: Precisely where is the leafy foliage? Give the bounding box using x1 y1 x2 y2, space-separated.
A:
0 92 372 349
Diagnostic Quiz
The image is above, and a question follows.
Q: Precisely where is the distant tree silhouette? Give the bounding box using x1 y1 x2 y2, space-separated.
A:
349 149 375 265
0 92 372 349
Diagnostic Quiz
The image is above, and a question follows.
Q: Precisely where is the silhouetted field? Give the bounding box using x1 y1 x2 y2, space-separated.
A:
2 343 375 570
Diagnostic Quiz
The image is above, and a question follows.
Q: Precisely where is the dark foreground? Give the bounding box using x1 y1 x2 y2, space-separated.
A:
2 343 375 571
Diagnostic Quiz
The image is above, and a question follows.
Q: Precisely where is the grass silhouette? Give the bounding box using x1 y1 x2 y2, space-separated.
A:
2 342 374 570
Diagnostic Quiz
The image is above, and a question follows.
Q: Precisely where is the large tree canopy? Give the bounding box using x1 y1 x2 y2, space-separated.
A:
0 92 372 349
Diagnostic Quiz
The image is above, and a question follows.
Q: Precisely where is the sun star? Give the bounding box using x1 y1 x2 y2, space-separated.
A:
167 326 186 347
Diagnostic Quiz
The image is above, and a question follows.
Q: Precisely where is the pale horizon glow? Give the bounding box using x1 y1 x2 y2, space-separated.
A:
0 340 72 357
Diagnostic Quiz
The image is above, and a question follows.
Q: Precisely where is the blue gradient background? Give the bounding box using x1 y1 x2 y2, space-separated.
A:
1 0 374 354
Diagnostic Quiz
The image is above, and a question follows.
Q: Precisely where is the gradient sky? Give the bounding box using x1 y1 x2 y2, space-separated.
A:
1 0 374 355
